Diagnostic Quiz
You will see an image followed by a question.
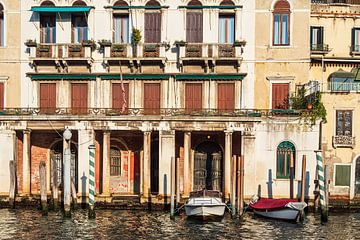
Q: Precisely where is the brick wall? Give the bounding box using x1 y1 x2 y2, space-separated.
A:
16 132 23 193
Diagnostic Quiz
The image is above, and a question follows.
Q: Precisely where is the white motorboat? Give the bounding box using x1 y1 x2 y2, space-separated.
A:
185 190 227 219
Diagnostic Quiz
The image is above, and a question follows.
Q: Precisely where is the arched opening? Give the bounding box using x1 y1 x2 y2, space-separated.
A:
50 141 78 191
186 0 203 43
40 1 56 43
113 1 130 43
151 139 159 193
114 0 128 6
72 1 88 43
72 0 87 6
276 141 295 179
188 0 202 6
220 0 235 6
328 69 356 92
40 1 55 6
146 0 160 6
194 141 223 191
273 0 290 46
0 4 4 46
144 0 161 43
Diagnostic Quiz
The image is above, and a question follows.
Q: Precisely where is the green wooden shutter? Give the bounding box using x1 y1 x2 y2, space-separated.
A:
335 165 351 186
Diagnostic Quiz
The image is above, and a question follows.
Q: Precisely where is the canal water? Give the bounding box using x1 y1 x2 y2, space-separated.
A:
0 208 358 240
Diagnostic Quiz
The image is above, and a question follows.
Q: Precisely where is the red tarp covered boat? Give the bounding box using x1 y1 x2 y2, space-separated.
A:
250 197 307 221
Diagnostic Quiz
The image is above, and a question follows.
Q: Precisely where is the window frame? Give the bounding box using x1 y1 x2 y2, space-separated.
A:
40 13 56 44
113 13 130 44
351 27 360 52
218 13 235 44
334 163 351 187
0 4 5 47
110 147 122 176
71 13 89 44
272 1 291 46
276 141 296 179
310 26 324 50
335 110 353 137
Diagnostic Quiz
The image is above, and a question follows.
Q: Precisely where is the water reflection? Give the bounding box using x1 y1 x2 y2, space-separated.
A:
0 209 359 240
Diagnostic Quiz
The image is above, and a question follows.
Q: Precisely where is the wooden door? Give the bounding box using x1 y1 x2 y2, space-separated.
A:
71 83 88 114
144 12 161 43
0 82 4 110
112 83 129 113
40 83 56 113
185 83 202 112
272 83 289 109
186 11 203 43
218 83 235 112
144 83 160 115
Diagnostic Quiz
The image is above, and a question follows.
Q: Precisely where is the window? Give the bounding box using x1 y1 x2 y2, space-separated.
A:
71 83 88 115
219 15 235 44
276 141 295 179
218 83 235 111
310 26 324 51
185 83 202 112
72 15 88 43
0 4 4 46
352 28 360 52
186 0 203 43
0 82 4 109
336 110 352 136
40 83 56 113
144 0 161 43
114 15 129 43
272 83 289 109
112 83 129 111
144 83 160 115
110 147 121 176
40 14 56 43
335 165 351 186
273 0 290 46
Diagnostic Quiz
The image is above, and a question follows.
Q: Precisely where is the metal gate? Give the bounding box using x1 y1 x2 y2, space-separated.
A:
356 157 360 195
211 152 222 191
50 149 77 190
194 152 207 190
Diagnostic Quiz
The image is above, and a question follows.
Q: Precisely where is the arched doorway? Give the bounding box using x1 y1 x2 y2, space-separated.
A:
151 139 159 193
355 156 360 195
194 141 223 191
50 141 78 191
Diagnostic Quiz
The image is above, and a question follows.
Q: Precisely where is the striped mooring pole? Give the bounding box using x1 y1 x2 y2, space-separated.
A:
316 151 328 222
88 145 96 219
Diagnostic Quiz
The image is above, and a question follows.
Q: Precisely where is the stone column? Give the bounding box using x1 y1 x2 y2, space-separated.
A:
22 129 31 195
224 130 233 200
102 131 111 196
241 131 256 199
143 131 151 197
158 130 175 198
183 132 191 198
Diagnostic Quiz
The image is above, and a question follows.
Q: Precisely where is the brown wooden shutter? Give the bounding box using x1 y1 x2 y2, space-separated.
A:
0 82 4 109
144 83 160 114
71 83 88 114
144 12 161 43
40 83 56 113
185 83 202 111
272 83 289 109
218 83 235 111
112 83 129 111
186 11 203 43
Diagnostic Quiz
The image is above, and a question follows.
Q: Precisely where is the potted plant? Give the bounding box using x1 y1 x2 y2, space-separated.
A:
98 39 112 47
234 40 247 47
82 39 96 50
25 39 37 47
161 41 171 51
174 40 186 47
131 28 142 57
38 45 50 52
112 44 126 52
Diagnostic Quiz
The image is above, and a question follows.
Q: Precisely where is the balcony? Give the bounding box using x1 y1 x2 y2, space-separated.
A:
311 44 330 55
333 135 355 148
328 82 360 92
312 0 360 4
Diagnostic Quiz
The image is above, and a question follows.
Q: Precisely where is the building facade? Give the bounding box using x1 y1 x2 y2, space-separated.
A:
0 0 319 204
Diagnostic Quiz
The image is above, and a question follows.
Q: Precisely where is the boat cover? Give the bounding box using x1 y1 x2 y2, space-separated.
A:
250 198 298 210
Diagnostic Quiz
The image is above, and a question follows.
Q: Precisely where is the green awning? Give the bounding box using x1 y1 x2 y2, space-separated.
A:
100 74 170 80
109 6 169 10
351 67 360 81
179 5 242 9
28 74 96 80
31 6 93 13
175 74 245 80
329 69 355 79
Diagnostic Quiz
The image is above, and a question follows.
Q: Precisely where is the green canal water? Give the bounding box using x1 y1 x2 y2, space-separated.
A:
0 208 358 239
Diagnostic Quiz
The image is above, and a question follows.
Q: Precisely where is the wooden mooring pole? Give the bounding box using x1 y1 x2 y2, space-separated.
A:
51 156 59 210
170 157 175 219
71 181 77 209
176 157 180 207
299 155 307 221
88 145 96 219
231 155 236 216
290 152 294 199
237 155 244 216
40 161 48 214
63 147 71 217
316 151 328 222
9 160 16 209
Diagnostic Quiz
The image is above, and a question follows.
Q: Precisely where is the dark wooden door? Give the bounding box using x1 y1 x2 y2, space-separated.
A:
218 83 235 112
40 83 56 113
356 157 360 195
0 82 4 109
112 83 129 113
144 83 160 115
144 12 161 43
71 83 88 114
185 83 202 112
186 11 203 43
272 83 289 109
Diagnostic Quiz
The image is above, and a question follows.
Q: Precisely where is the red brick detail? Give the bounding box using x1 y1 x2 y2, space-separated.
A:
16 132 23 193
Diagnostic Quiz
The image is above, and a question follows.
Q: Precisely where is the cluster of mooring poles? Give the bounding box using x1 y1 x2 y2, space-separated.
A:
230 155 245 217
315 150 329 223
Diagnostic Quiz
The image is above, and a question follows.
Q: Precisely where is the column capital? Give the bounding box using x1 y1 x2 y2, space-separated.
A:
23 129 31 134
224 130 233 135
143 130 152 136
103 130 111 135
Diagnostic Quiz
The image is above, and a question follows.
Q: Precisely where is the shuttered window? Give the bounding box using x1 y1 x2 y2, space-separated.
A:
40 83 56 113
218 83 235 111
276 141 295 179
272 83 289 109
273 0 290 46
335 165 351 186
144 83 160 115
186 11 203 43
114 14 129 43
0 82 4 109
71 83 88 114
185 83 202 111
144 12 161 43
310 26 324 50
40 14 56 43
72 15 88 43
112 83 129 111
336 110 352 136
0 5 4 46
219 15 235 44
352 28 360 52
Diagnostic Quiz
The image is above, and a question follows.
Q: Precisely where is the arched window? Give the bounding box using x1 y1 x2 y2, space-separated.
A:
40 1 56 43
219 0 235 44
40 1 55 6
276 141 295 179
113 1 129 43
72 1 88 43
186 0 203 43
273 0 290 46
144 0 161 43
0 4 4 46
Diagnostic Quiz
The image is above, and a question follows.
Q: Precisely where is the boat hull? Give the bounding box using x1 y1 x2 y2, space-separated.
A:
185 205 226 218
253 208 300 221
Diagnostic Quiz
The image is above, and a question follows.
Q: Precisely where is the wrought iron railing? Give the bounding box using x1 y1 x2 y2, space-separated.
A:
312 0 360 4
328 82 360 92
0 108 307 118
311 44 330 53
333 135 355 148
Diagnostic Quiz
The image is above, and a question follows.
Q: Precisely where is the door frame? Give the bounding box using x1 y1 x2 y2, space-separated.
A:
351 154 360 199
